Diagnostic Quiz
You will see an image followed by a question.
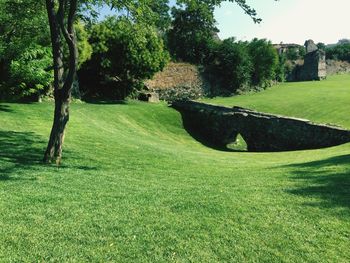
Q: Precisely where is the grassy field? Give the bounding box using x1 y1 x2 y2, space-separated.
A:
0 74 349 262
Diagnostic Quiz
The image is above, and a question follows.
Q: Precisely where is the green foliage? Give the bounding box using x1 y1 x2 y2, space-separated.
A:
204 38 279 94
326 43 350 62
75 21 93 68
205 38 252 93
275 53 287 82
167 0 262 64
285 47 299 61
8 45 53 99
176 0 262 23
86 0 171 32
166 0 278 93
298 46 306 57
139 0 171 32
167 2 218 64
0 0 51 99
317 42 326 51
0 0 49 61
79 17 169 99
0 0 93 100
248 38 279 87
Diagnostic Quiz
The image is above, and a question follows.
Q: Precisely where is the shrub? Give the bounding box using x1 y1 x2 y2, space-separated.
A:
248 38 279 87
205 38 252 93
7 45 53 100
326 43 350 62
79 17 169 99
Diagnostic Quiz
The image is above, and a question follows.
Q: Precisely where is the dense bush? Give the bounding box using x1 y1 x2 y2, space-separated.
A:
204 38 279 94
205 38 252 93
3 45 52 100
326 43 350 62
79 17 169 99
248 38 279 87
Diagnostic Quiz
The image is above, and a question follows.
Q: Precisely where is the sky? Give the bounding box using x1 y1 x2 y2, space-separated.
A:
214 0 350 45
99 0 350 45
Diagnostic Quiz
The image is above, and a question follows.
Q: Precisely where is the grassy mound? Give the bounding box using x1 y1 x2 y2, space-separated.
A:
1 75 349 262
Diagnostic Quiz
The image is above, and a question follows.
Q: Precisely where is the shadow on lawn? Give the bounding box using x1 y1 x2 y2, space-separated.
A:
284 154 350 210
0 130 97 181
0 105 13 113
0 131 44 181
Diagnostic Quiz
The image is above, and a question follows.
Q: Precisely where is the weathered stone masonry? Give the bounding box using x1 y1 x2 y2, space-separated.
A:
172 101 350 152
288 40 327 81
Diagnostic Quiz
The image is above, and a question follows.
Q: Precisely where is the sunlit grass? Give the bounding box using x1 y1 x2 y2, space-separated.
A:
0 74 349 262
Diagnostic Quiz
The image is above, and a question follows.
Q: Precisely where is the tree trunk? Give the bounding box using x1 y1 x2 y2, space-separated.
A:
43 95 70 164
44 0 77 164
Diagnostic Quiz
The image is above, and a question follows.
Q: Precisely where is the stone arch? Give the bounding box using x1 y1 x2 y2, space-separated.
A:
227 133 248 151
172 101 350 152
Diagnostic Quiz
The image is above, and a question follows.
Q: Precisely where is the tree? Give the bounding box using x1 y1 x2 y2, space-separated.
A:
8 45 53 100
205 38 252 93
0 0 51 99
44 0 79 164
167 2 219 64
79 17 169 99
139 0 171 32
248 38 279 87
0 0 92 100
168 0 262 64
317 42 326 51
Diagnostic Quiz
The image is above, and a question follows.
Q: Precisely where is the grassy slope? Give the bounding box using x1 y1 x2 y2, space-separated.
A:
0 75 349 262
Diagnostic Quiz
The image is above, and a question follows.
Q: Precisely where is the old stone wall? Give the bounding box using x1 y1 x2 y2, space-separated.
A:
144 62 208 101
172 101 350 152
326 59 350 75
298 50 327 80
288 40 327 81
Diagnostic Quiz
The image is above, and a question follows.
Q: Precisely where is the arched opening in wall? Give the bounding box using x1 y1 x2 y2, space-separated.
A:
227 134 248 151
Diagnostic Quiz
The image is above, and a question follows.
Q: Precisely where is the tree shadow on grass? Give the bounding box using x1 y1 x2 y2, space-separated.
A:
0 105 13 113
0 130 97 181
283 154 350 211
0 131 44 181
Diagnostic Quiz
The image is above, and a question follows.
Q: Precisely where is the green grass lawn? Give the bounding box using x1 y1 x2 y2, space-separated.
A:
1 75 350 262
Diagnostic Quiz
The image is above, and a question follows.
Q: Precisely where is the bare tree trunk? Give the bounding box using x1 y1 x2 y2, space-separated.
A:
44 0 77 164
44 94 70 163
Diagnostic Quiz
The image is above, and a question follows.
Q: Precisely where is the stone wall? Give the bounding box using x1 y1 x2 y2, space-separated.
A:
172 101 350 152
144 62 208 102
288 40 327 81
326 59 350 75
296 49 327 81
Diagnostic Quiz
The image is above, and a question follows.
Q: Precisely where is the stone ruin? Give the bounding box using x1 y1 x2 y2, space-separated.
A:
289 40 327 81
172 101 350 152
138 92 160 103
141 62 206 102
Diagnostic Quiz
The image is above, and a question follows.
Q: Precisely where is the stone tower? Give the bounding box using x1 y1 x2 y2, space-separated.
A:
290 40 327 81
